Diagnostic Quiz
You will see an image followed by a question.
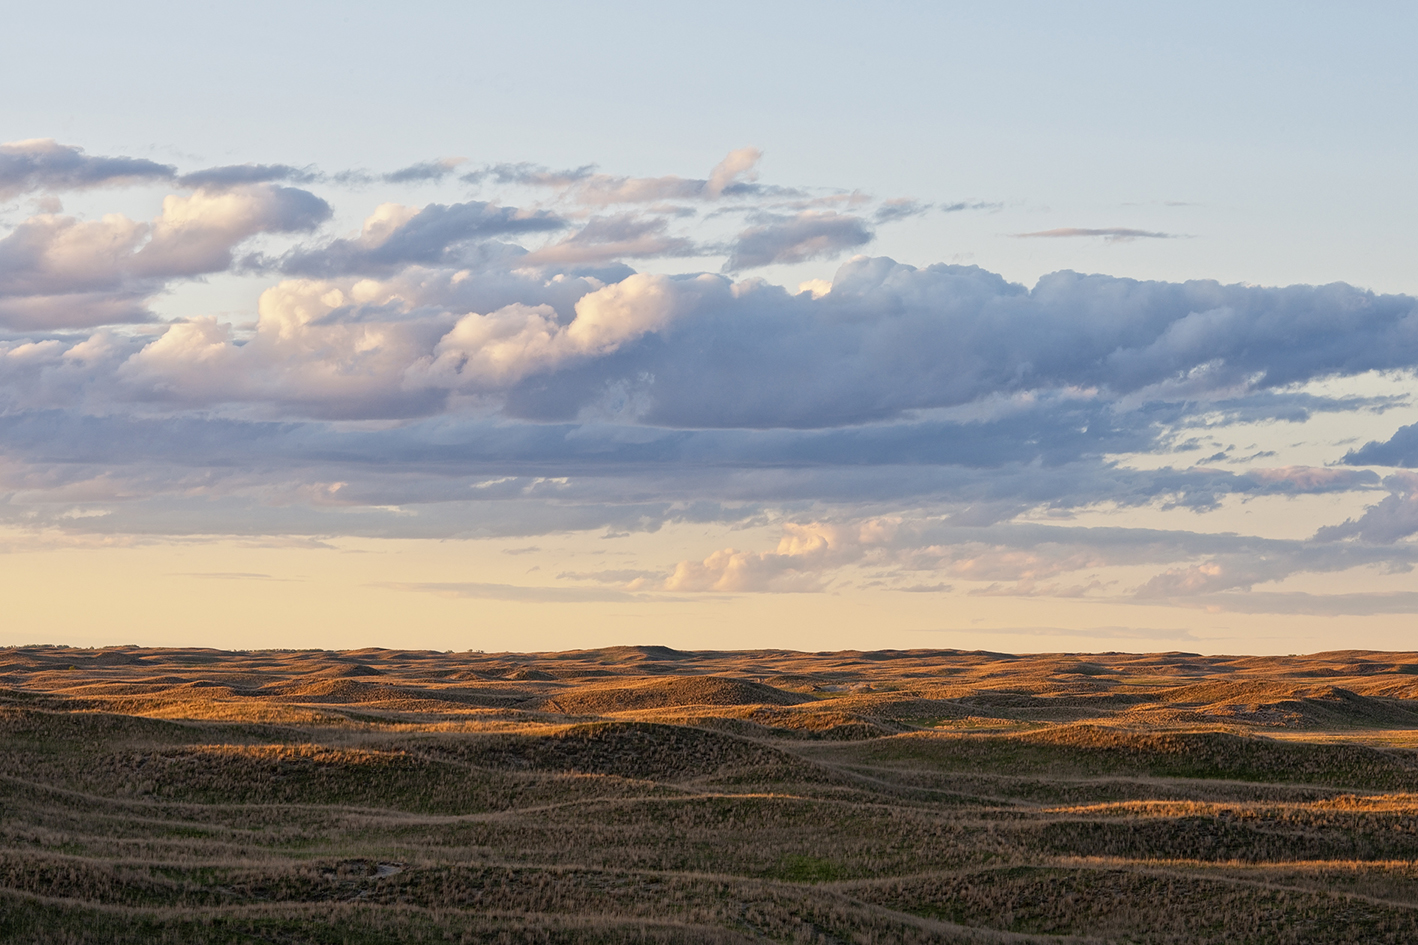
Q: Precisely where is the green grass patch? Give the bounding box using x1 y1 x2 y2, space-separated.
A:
773 854 848 883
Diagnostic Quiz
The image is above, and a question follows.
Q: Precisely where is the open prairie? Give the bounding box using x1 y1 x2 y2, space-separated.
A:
6 645 1418 943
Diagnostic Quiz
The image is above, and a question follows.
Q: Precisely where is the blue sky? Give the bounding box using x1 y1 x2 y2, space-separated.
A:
2 3 1417 653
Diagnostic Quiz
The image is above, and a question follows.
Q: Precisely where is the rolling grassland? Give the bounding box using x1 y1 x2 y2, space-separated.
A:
5 645 1418 942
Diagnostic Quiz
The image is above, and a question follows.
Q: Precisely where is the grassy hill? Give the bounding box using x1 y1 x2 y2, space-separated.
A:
4 645 1418 942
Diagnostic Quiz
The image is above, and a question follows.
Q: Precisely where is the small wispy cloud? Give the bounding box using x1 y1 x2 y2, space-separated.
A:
178 163 319 188
1014 227 1175 242
874 199 932 223
1180 591 1418 616
904 624 1199 640
939 200 1003 214
383 157 467 184
170 572 299 581
372 581 644 603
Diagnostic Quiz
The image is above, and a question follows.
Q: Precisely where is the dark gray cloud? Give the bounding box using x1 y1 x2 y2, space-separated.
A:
1315 473 1418 544
0 402 1385 539
0 139 174 199
0 397 1407 606
724 212 874 270
874 199 932 223
1344 422 1418 467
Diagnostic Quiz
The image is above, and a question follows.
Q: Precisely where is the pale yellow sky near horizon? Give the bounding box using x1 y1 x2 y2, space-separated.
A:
4 516 1416 657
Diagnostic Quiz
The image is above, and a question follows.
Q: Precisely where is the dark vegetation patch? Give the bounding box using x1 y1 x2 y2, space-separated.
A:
859 866 1418 942
417 722 828 785
539 676 807 714
845 726 1418 791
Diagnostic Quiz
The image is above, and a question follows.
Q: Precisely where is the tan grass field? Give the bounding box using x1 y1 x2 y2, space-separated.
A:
5 644 1418 942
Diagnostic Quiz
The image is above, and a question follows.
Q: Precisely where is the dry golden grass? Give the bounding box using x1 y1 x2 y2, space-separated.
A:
5 643 1418 942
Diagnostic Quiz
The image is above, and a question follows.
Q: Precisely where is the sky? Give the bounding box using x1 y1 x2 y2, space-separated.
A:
3 2 1418 654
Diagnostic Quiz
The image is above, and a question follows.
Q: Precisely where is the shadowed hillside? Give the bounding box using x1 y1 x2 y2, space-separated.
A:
5 645 1418 942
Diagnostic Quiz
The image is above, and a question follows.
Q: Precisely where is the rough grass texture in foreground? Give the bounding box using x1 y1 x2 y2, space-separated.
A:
5 645 1418 942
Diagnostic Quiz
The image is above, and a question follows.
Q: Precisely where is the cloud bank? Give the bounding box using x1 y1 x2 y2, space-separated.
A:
1 141 1416 613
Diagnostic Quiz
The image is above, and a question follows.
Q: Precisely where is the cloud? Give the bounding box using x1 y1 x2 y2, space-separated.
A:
467 148 766 207
557 568 661 585
1 143 1416 622
106 269 722 416
114 278 453 418
0 402 1366 523
1243 466 1378 493
724 212 874 270
662 546 822 592
1344 422 1418 467
569 147 764 205
660 521 878 592
0 139 174 199
494 258 1418 430
1175 591 1418 615
383 158 467 184
508 509 1418 601
178 164 319 188
705 147 763 198
461 162 598 188
276 200 563 276
0 184 331 329
908 624 1200 641
655 518 1130 597
1128 537 1417 600
374 581 643 603
1015 227 1175 241
172 571 296 581
939 200 1003 214
519 213 699 266
874 199 932 223
1315 473 1418 544
0 244 1409 519
0 392 1409 607
27 151 1407 431
418 272 725 389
